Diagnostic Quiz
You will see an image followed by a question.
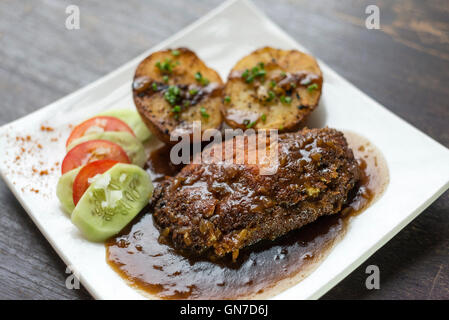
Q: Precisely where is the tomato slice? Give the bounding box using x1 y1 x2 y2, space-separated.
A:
61 139 130 174
66 116 135 147
72 160 118 205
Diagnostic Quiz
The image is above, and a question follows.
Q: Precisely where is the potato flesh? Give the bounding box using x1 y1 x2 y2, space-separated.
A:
223 47 323 131
133 48 223 143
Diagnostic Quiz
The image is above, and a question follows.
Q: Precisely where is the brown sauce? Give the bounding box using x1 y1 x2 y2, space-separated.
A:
106 131 389 299
144 144 183 185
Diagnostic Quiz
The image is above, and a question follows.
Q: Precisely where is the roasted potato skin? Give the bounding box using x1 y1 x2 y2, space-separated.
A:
222 47 323 132
133 48 223 144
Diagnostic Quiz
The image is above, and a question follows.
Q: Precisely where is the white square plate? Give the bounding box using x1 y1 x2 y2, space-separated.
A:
1 0 449 300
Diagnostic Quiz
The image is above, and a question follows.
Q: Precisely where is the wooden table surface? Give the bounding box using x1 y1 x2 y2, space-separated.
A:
0 0 448 300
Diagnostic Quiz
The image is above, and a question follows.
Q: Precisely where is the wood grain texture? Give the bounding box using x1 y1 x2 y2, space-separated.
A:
0 0 447 300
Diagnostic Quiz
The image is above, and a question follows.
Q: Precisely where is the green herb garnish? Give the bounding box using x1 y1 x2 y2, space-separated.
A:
267 90 276 102
200 107 210 118
189 89 198 96
171 50 180 56
261 114 267 122
270 80 276 88
152 83 158 91
246 121 256 129
195 72 210 86
172 105 181 113
162 75 169 83
156 58 177 73
280 95 292 104
257 69 266 77
224 96 231 103
242 62 266 83
245 74 255 83
307 83 319 92
164 85 181 105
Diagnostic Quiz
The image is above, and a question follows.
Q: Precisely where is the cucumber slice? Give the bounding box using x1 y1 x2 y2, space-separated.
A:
71 163 153 242
56 167 81 215
67 131 146 168
98 109 152 142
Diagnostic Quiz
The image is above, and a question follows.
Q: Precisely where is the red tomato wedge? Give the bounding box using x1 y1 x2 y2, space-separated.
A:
61 139 130 174
72 160 118 205
66 116 135 147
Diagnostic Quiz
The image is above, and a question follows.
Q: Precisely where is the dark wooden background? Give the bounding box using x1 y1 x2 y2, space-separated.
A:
0 0 448 300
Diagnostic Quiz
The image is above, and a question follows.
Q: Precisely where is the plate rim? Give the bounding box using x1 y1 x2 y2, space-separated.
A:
1 0 448 300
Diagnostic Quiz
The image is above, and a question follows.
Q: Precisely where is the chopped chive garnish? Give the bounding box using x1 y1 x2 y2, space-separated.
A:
307 83 319 92
195 72 210 86
280 95 292 104
270 80 276 88
280 71 286 77
242 63 266 83
224 96 231 103
164 85 181 105
261 114 267 122
267 90 276 102
189 89 198 96
172 105 181 113
163 75 169 83
152 83 158 91
156 58 177 73
246 121 256 129
200 107 209 118
171 50 180 56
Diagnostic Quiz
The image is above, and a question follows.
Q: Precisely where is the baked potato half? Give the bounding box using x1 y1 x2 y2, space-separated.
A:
133 48 223 144
222 47 322 132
